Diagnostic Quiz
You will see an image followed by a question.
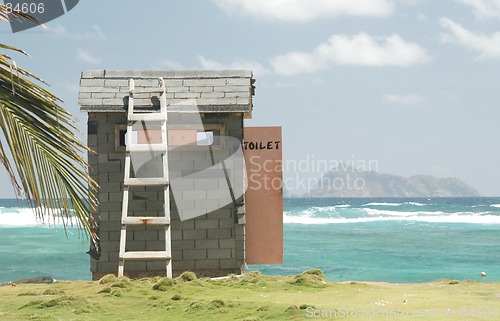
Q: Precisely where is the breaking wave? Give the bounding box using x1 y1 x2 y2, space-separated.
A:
284 203 500 225
0 207 73 227
362 202 426 207
284 212 500 225
363 202 402 207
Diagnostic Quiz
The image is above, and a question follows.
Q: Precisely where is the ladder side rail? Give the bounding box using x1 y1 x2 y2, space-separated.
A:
160 77 172 277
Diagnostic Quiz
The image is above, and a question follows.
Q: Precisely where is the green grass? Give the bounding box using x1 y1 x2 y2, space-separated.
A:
0 270 499 320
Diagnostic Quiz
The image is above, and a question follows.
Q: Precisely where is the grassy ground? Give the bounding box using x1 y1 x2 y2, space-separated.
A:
0 270 499 320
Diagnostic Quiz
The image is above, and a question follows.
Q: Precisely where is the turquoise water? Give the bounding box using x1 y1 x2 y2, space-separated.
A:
253 197 500 283
1 198 500 283
0 199 91 283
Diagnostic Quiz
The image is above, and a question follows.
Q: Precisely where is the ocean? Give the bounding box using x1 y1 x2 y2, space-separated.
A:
1 197 500 283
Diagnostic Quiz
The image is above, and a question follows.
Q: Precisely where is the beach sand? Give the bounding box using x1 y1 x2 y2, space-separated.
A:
0 270 499 320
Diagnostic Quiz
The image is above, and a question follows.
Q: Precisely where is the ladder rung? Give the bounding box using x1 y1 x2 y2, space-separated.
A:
120 251 171 260
126 144 167 152
128 113 166 122
122 217 170 225
124 177 169 186
130 88 165 94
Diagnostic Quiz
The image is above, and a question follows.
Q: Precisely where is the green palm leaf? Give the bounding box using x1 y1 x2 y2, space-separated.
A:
0 12 99 251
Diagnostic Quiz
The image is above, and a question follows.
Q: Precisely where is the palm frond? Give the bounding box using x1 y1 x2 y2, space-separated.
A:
0 44 99 250
0 44 29 57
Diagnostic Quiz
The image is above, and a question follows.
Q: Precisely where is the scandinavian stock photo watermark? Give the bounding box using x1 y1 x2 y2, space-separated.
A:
305 306 499 319
245 154 379 193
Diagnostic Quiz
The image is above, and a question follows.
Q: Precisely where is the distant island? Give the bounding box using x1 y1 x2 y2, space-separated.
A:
306 168 480 198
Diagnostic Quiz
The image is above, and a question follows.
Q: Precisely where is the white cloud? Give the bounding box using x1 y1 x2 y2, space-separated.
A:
383 94 425 105
457 0 500 19
77 48 103 65
417 13 428 22
91 25 106 40
398 0 426 5
160 59 184 70
45 24 67 35
439 17 500 60
214 0 393 22
197 55 268 75
271 33 431 75
44 24 105 39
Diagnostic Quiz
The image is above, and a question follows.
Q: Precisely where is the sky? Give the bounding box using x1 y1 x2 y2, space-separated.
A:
1 0 500 197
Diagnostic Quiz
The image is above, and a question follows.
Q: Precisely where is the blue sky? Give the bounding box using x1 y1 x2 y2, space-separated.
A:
1 0 500 196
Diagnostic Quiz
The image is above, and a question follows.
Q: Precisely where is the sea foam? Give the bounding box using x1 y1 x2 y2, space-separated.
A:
363 202 402 207
362 202 426 207
0 207 72 227
283 212 500 225
284 203 500 225
405 202 425 206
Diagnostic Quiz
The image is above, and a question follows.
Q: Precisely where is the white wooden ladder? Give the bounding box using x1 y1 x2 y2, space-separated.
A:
118 77 172 278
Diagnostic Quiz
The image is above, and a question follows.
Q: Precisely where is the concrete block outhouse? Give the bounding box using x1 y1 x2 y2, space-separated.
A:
79 70 282 279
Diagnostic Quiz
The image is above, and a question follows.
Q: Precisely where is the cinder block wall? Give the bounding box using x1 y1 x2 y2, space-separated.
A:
88 112 246 279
